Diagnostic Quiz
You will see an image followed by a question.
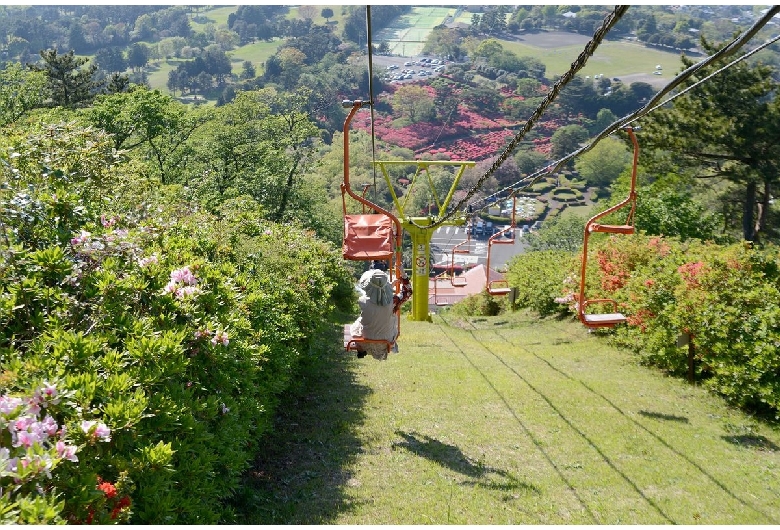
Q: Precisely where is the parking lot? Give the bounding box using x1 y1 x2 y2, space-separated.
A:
371 55 449 83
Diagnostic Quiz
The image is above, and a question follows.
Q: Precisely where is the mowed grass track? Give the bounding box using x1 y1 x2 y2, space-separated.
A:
242 310 780 524
374 6 456 56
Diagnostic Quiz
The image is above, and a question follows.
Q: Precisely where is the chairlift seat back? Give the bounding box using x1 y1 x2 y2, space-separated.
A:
343 214 395 260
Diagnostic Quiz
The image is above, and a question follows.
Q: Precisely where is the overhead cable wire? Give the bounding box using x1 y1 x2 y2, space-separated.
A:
366 6 378 202
403 4 630 230
471 5 780 213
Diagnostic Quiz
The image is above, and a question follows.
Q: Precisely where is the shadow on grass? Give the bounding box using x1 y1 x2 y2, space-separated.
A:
722 435 779 452
231 322 372 524
393 430 539 498
638 410 689 423
489 322 779 525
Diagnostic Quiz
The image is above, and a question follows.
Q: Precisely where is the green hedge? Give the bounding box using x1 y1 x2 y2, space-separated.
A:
505 250 578 317
0 122 353 523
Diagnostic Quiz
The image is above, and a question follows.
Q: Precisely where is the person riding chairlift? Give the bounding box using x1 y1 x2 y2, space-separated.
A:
351 260 398 361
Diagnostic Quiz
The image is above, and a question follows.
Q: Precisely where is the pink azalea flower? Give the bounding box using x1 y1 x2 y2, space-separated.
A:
55 440 79 462
15 430 38 448
37 415 58 437
93 423 111 442
0 396 23 415
81 420 111 442
70 230 91 246
138 254 159 268
211 330 229 347
175 286 201 299
170 266 197 286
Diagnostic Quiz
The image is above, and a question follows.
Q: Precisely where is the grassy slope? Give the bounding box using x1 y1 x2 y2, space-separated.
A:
241 310 780 524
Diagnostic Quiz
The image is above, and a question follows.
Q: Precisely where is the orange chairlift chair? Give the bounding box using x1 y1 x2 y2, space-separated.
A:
432 270 450 306
577 126 639 328
485 192 518 295
431 220 472 306
340 100 409 354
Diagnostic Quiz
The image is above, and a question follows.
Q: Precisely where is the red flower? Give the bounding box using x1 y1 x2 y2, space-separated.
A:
110 496 132 520
98 480 118 499
678 261 707 289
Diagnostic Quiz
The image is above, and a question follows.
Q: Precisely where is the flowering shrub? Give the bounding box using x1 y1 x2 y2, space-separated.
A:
1 121 354 522
349 88 533 162
0 384 117 523
503 232 780 418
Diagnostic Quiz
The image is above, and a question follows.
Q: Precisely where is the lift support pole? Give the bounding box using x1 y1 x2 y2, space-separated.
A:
374 160 474 322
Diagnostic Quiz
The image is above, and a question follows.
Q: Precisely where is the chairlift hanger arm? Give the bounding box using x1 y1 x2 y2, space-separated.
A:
577 127 640 328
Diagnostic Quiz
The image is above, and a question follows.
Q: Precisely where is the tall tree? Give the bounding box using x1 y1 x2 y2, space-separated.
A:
188 87 320 221
639 38 780 242
574 135 631 188
392 85 435 124
550 124 589 165
85 86 204 183
28 48 101 108
94 46 127 73
127 43 150 71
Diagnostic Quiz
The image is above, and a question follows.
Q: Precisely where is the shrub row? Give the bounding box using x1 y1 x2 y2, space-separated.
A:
0 122 354 522
504 234 780 418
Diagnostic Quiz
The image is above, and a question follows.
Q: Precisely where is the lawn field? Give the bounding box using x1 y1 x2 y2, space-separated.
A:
227 40 281 76
500 33 685 88
241 311 780 524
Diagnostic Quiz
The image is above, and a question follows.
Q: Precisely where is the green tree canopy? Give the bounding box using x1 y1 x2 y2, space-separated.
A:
525 214 585 252
28 48 101 108
551 124 589 163
639 38 780 242
392 85 435 124
574 135 631 188
0 63 47 125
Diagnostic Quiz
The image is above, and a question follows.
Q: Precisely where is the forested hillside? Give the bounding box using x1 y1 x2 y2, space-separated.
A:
2 4 780 524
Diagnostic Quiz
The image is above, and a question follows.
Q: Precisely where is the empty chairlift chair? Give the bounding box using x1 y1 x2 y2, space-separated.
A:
577 126 639 328
485 193 518 296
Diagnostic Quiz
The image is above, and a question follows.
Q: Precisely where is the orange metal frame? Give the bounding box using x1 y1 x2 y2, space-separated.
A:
449 223 473 287
341 100 404 351
577 127 639 328
485 193 518 295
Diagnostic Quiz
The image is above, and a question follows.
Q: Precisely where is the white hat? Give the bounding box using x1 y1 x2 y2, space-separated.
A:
359 269 394 306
